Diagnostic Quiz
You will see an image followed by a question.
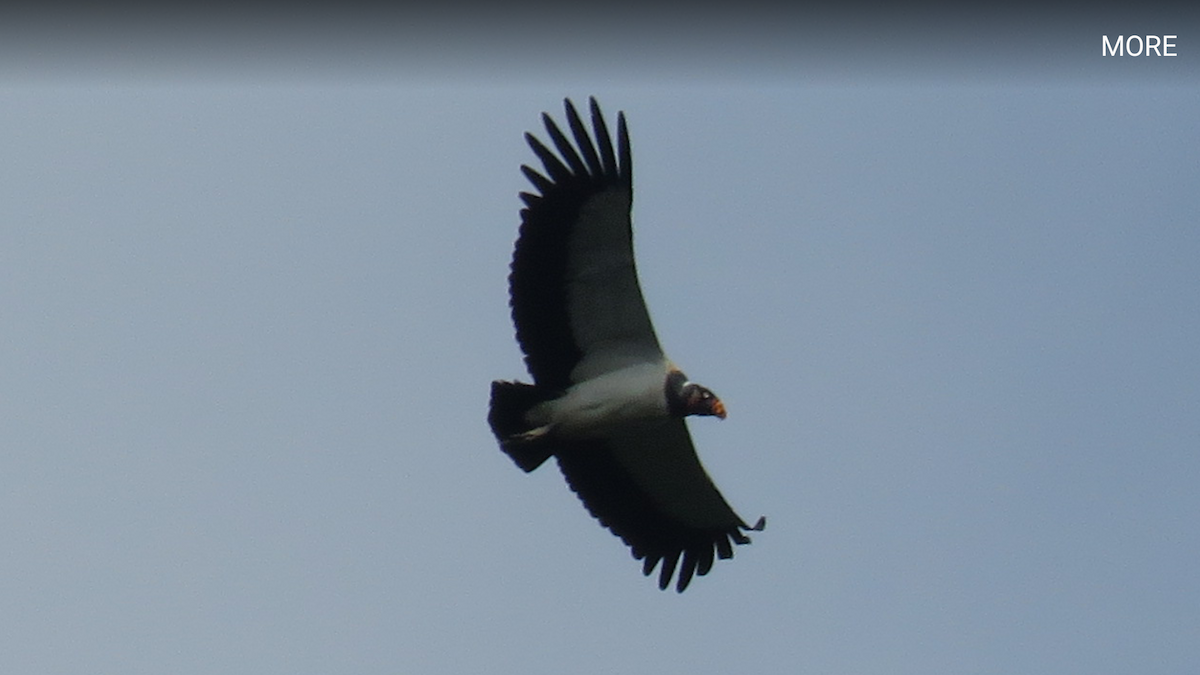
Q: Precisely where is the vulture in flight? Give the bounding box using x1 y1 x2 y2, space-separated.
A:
488 97 764 592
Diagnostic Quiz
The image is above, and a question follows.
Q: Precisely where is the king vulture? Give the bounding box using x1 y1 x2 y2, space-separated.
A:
488 97 764 592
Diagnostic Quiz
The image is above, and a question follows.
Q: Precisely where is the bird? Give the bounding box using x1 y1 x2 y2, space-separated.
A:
488 97 764 592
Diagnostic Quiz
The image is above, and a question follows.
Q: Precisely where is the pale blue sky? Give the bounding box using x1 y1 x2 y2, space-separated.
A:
2 7 1198 674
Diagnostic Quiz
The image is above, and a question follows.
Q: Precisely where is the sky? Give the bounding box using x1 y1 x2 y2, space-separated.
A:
2 6 1198 674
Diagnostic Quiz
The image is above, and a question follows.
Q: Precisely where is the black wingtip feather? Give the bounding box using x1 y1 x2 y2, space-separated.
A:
565 100 602 177
696 544 715 577
617 112 631 188
658 550 681 591
543 116 588 177
677 551 698 592
589 98 618 179
716 535 734 560
520 166 554 196
525 134 571 183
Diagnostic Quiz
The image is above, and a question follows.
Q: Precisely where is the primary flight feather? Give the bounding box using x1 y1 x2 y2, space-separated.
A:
488 97 763 592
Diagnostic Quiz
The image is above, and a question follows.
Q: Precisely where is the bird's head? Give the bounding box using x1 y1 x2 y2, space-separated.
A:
666 368 726 419
683 382 726 419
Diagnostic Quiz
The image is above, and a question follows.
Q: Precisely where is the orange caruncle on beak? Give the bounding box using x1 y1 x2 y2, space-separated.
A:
712 398 727 419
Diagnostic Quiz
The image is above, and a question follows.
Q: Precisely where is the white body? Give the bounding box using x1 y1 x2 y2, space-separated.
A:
528 361 670 438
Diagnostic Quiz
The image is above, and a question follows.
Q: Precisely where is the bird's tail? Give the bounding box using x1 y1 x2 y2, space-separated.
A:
488 380 555 472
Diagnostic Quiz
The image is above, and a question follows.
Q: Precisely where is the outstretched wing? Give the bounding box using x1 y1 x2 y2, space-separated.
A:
555 420 763 592
510 97 663 391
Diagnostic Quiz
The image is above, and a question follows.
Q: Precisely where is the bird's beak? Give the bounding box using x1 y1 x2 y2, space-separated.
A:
712 398 727 419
